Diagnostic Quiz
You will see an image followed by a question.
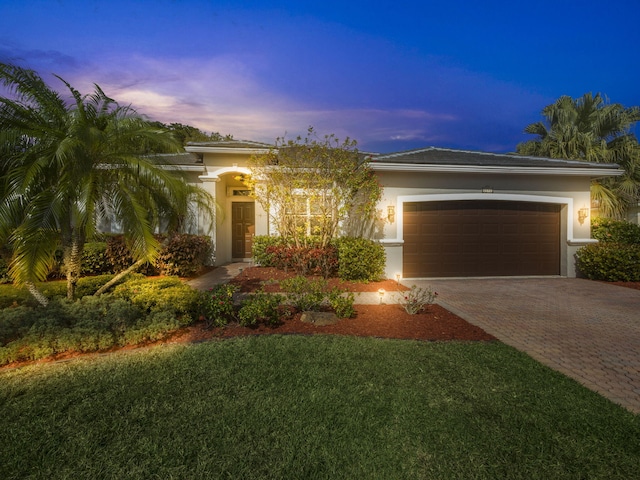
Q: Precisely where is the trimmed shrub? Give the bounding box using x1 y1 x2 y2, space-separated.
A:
281 276 328 311
201 283 238 327
0 296 143 365
252 235 286 266
106 235 137 273
0 254 10 284
155 234 212 277
238 290 284 327
81 241 112 275
576 242 640 281
107 234 211 277
113 277 201 323
121 310 184 346
328 288 356 318
336 237 385 282
591 217 640 244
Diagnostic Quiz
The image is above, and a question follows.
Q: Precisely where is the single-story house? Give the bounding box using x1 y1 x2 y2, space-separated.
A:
171 140 623 279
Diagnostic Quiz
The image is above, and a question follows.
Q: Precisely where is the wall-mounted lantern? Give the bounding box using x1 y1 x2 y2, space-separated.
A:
387 205 396 223
578 206 589 225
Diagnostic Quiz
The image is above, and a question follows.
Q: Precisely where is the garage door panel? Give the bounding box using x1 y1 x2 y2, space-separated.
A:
403 200 560 277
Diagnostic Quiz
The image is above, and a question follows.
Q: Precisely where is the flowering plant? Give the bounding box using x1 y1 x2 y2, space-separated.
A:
399 285 438 314
202 284 238 327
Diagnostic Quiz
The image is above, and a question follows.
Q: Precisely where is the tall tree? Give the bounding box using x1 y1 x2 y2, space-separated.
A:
517 93 640 218
246 128 382 247
0 63 215 304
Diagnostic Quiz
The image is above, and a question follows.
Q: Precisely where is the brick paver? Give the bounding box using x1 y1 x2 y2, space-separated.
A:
415 278 640 414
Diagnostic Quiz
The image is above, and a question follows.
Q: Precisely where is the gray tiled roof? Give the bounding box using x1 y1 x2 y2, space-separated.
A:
185 139 273 149
146 153 202 165
372 147 621 169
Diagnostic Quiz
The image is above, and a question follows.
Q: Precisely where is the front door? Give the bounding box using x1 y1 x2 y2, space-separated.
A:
232 202 255 259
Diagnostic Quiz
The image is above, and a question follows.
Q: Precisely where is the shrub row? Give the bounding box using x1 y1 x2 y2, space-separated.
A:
0 277 202 366
591 217 640 244
575 218 640 281
253 235 385 282
2 234 212 282
200 276 356 329
576 242 640 282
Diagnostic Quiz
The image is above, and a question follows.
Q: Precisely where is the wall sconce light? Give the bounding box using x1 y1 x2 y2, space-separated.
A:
378 288 385 304
387 205 395 223
578 206 589 225
482 186 493 193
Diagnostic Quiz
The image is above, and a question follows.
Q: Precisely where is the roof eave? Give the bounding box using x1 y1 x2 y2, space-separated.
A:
370 162 625 177
184 146 272 155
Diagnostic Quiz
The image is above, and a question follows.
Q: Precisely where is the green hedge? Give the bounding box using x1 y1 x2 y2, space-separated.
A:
336 237 385 282
252 235 286 266
591 217 640 244
112 276 202 323
253 235 386 282
0 277 205 366
576 242 640 281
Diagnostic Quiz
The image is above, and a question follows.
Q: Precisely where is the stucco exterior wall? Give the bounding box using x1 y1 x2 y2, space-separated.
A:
375 170 594 278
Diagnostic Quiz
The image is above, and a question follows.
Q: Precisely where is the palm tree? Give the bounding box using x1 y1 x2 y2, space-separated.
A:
0 63 215 305
517 93 640 218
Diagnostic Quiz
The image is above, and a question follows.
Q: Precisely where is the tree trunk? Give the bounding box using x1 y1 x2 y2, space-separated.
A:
65 236 83 301
25 281 49 307
93 258 147 296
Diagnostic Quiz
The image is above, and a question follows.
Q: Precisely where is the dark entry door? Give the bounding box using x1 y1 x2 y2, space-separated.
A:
232 202 255 259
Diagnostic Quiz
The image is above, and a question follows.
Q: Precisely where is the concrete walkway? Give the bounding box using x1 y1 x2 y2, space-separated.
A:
189 265 640 414
413 277 640 414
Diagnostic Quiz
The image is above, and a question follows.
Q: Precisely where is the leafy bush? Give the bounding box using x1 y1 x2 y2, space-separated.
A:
399 285 438 314
576 242 640 281
113 277 201 323
328 288 356 318
238 290 284 327
0 296 145 365
0 305 36 346
591 217 640 244
155 234 212 277
336 237 385 282
265 244 338 277
0 254 10 284
106 235 137 273
81 241 112 275
280 276 328 311
201 283 238 327
107 234 211 277
252 235 286 266
121 310 185 345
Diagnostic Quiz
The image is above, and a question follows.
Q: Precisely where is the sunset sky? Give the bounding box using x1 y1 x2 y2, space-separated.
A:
1 0 639 153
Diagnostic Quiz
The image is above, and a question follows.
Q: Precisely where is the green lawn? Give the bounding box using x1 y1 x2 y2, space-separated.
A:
1 336 638 479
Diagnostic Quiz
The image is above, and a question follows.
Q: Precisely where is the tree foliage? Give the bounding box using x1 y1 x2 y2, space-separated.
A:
245 128 382 247
0 63 215 304
516 93 640 218
150 122 233 149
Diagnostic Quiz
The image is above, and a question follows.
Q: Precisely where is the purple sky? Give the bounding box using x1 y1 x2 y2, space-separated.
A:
1 0 639 153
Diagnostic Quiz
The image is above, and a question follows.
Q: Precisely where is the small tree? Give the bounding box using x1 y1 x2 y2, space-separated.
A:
246 128 382 247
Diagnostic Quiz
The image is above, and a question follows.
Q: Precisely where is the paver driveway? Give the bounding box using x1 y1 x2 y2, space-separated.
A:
413 278 640 414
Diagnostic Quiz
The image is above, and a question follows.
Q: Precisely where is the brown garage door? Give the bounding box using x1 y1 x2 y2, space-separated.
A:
403 200 560 277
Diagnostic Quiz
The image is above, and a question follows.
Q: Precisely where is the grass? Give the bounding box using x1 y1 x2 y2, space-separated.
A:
1 336 638 479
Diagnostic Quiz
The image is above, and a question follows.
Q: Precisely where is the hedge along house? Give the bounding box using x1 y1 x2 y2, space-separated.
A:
181 141 623 279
